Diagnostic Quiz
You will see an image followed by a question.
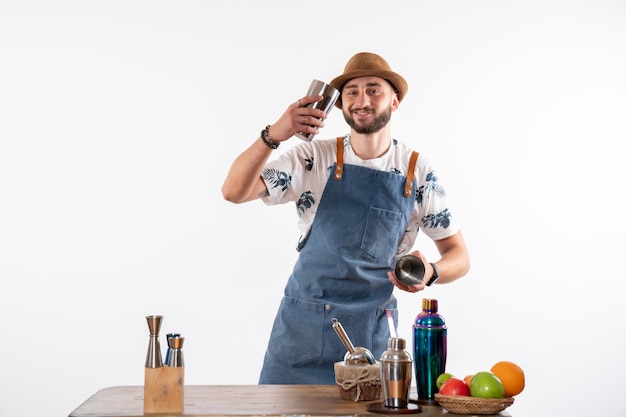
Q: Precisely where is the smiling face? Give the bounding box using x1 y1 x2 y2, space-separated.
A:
341 76 399 134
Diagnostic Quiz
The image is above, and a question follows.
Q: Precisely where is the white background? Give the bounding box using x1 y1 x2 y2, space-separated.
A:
1 1 625 416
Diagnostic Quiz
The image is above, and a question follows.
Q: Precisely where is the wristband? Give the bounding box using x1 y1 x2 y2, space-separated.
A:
261 125 280 150
426 262 439 286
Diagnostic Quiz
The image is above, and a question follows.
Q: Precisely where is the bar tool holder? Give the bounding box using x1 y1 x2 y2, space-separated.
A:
143 315 184 414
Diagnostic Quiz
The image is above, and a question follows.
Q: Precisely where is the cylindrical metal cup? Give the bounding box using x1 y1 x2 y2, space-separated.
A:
295 79 340 142
394 255 425 286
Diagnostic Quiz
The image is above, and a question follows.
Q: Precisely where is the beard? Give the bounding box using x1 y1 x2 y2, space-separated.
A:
343 105 392 134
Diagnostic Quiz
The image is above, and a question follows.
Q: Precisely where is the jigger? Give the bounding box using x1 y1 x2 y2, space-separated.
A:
331 318 375 365
164 333 180 365
166 336 184 367
145 315 163 368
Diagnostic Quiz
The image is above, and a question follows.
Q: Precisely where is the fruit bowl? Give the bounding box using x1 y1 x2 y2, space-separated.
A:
435 394 514 415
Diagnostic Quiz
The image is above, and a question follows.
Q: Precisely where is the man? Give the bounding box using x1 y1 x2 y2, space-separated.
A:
222 52 470 384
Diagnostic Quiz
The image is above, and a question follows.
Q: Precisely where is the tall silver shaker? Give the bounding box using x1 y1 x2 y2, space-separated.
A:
380 337 413 408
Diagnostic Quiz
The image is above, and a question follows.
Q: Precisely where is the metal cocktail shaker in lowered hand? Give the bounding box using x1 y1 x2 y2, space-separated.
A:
380 337 413 408
394 255 425 286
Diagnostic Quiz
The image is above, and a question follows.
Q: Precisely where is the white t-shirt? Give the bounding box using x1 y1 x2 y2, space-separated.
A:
261 135 459 257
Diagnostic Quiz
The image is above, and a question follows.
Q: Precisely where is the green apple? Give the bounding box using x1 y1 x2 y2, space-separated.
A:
469 371 505 398
436 372 454 389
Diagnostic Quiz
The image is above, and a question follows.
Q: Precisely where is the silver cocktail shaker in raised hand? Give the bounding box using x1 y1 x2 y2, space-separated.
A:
380 337 413 408
294 79 340 142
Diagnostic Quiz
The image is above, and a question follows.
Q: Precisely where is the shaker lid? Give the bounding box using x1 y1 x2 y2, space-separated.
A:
422 298 438 312
388 337 406 350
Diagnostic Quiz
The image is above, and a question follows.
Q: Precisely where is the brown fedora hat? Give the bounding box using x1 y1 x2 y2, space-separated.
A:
330 52 408 108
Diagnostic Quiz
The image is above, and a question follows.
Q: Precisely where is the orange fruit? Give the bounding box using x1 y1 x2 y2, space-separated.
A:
463 374 473 386
490 361 525 397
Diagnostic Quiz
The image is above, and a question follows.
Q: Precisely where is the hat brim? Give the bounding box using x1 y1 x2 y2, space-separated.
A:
330 70 408 108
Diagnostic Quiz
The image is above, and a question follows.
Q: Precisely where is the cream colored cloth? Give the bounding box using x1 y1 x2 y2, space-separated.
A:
334 361 381 401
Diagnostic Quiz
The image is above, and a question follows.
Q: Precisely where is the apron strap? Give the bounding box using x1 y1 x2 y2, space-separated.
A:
404 150 419 197
334 137 344 180
336 137 419 196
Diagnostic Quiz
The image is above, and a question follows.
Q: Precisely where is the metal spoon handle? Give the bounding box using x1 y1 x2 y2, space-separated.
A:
332 318 356 353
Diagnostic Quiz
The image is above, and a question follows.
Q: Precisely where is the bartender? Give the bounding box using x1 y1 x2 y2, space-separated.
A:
221 52 470 384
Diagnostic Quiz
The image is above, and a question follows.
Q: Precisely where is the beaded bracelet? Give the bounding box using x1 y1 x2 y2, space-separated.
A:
261 125 280 150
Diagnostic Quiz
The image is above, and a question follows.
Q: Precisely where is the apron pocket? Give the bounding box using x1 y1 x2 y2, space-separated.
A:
267 296 325 366
361 207 404 259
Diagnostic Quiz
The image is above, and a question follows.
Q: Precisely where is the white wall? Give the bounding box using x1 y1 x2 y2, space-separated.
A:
1 1 625 416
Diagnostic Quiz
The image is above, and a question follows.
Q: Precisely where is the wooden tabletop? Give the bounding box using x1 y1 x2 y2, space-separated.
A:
68 385 512 417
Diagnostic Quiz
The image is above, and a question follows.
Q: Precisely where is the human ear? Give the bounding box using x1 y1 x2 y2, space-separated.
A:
391 94 400 111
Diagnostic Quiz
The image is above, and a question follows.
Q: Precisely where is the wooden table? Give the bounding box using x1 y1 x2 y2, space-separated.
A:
68 385 512 417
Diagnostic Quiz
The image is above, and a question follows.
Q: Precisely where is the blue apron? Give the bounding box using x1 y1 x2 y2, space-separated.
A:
259 137 418 384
